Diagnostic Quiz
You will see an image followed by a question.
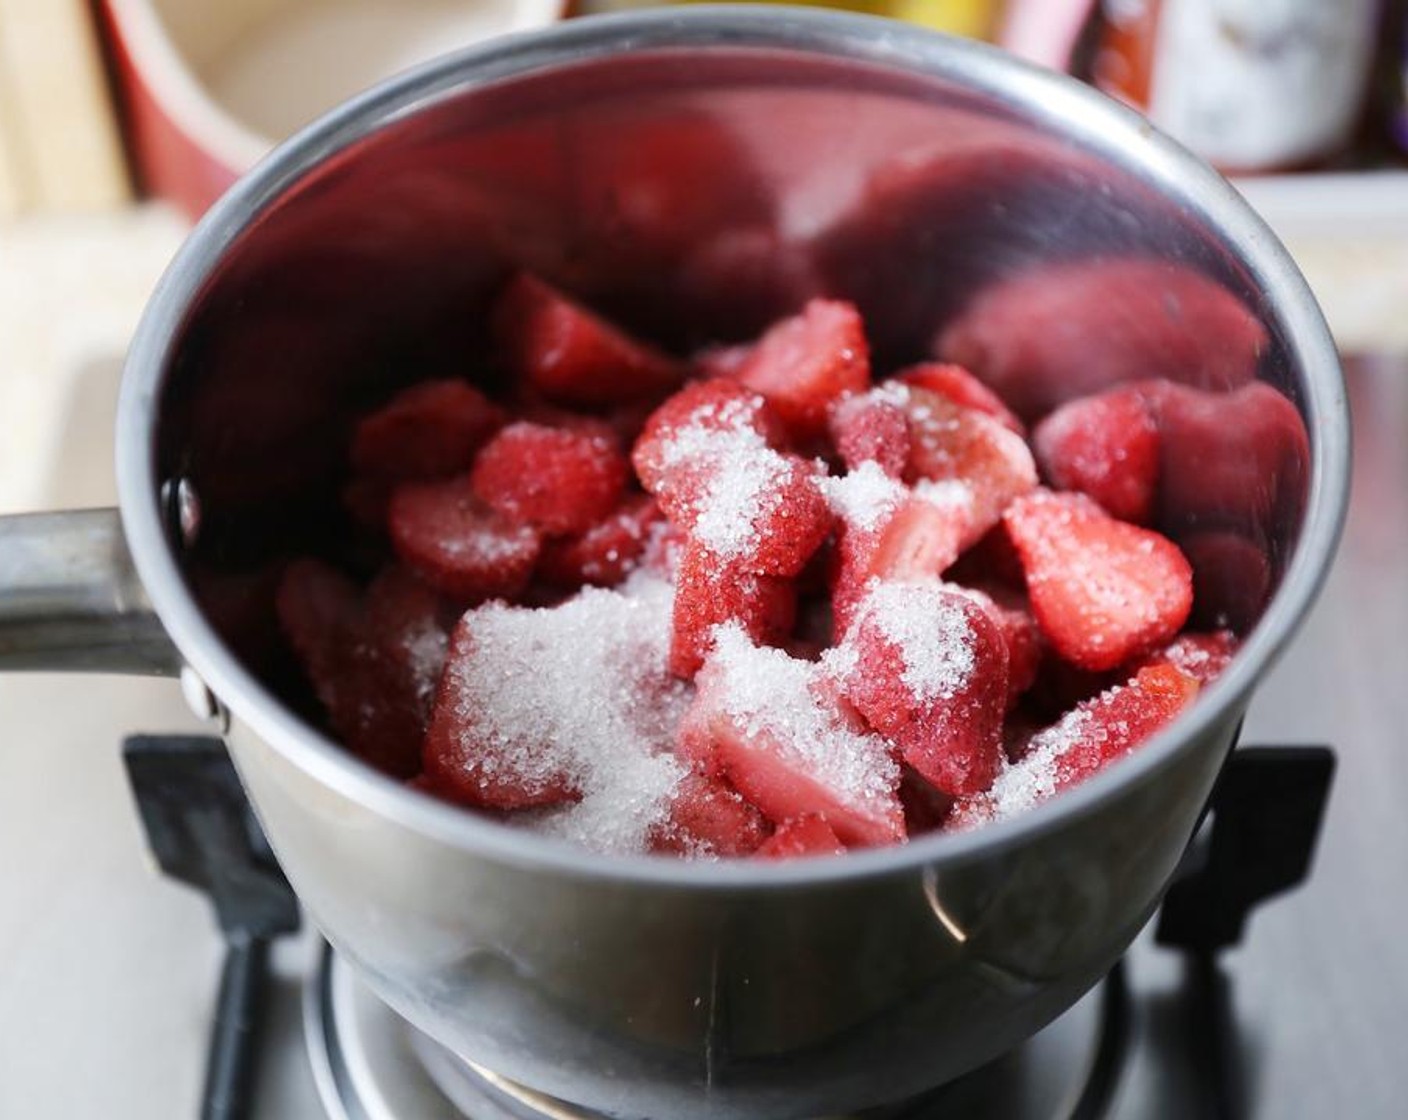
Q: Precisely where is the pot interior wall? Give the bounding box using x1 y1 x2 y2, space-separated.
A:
151 45 1311 727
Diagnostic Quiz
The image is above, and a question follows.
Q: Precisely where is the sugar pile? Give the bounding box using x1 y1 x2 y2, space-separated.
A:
438 572 690 854
709 623 899 812
658 399 801 560
860 582 977 702
820 460 907 531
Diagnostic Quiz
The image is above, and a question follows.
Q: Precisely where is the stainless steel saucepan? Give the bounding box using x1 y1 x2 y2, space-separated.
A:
0 9 1348 1119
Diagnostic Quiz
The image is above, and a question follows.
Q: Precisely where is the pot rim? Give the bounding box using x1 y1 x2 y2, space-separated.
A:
116 5 1350 890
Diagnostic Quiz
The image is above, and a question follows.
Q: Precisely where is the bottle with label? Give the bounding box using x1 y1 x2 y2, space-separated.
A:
1091 0 1382 173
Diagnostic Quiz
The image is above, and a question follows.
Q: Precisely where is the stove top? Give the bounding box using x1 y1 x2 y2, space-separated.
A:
2 356 1406 1118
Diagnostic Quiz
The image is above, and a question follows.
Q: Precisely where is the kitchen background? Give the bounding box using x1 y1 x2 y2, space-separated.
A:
2 2 1406 1118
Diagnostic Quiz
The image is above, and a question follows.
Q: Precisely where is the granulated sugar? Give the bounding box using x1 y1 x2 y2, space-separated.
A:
913 478 975 518
821 461 907 531
658 400 793 561
441 574 690 853
709 624 898 810
981 702 1103 820
848 581 977 702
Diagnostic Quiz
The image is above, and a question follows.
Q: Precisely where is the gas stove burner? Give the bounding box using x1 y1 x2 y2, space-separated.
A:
304 942 1128 1120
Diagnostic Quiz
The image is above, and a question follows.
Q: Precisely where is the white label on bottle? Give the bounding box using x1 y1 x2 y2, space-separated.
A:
1147 0 1379 169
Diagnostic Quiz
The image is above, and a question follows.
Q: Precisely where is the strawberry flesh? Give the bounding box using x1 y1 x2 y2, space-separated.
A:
1004 489 1193 671
494 272 683 405
756 815 847 859
1033 385 1160 524
388 476 541 604
471 421 628 536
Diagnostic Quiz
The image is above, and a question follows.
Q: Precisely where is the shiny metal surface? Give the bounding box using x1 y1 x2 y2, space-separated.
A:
307 943 1109 1120
0 8 1350 1120
0 509 177 674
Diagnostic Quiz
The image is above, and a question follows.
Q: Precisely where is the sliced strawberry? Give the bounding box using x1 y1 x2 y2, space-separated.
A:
651 772 770 857
276 560 441 779
868 491 973 585
951 583 1041 707
731 299 871 439
388 476 541 604
1134 631 1237 686
632 379 786 507
363 566 452 719
493 273 684 406
1004 490 1193 671
819 462 911 634
902 385 1037 535
422 611 580 809
685 625 904 846
635 380 830 575
669 543 796 679
828 581 1008 796
692 452 831 577
470 421 628 536
351 380 505 481
828 388 910 478
934 258 1266 420
896 363 1023 434
1033 385 1160 524
538 495 662 589
949 663 1199 828
1049 664 1200 789
756 815 847 859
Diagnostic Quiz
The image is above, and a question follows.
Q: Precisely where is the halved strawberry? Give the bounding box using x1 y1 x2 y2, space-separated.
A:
951 583 1041 707
902 385 1038 535
868 489 974 584
538 495 662 589
470 421 628 536
422 611 580 809
819 461 911 634
828 388 910 478
827 581 1008 796
896 363 1023 434
683 625 904 846
669 543 796 678
692 452 831 577
276 560 444 779
730 299 871 439
651 772 770 857
949 662 1199 828
388 476 541 604
632 379 787 506
1033 385 1160 524
934 258 1266 420
351 380 506 481
363 566 453 713
493 273 684 405
756 815 847 859
826 477 978 637
1004 489 1193 671
1049 664 1201 789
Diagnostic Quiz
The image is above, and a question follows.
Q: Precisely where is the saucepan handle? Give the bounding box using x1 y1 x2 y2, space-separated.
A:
0 508 181 675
